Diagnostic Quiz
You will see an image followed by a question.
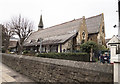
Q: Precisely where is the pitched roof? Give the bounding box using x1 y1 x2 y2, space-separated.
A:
10 36 19 41
9 41 18 48
86 14 102 34
24 14 103 46
24 33 77 46
107 35 120 45
105 38 111 44
24 18 82 46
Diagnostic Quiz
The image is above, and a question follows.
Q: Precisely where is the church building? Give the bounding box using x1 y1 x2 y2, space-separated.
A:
23 13 105 53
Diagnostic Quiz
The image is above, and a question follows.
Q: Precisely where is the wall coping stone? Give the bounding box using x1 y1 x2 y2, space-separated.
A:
2 53 113 74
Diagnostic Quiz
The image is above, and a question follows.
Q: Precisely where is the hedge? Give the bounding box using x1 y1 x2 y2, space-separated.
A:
37 53 90 62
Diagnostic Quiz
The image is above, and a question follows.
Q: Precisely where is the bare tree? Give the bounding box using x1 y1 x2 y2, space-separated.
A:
9 15 33 54
2 24 14 53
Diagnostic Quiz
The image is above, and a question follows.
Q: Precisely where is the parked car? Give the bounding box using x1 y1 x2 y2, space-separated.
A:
99 50 110 63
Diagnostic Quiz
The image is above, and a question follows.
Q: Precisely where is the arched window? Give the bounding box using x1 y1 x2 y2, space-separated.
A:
82 31 85 39
102 26 104 33
81 40 85 44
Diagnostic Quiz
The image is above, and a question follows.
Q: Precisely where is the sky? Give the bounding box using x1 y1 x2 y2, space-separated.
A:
0 0 119 39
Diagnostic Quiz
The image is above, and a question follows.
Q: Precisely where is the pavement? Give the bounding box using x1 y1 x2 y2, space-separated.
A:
0 63 34 83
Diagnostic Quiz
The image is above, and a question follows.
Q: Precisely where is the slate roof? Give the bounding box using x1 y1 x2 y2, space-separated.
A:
9 41 18 48
24 14 103 46
86 14 102 34
10 36 19 41
105 38 111 44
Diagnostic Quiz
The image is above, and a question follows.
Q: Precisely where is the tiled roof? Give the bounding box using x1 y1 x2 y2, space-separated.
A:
24 14 103 46
86 14 102 34
24 19 82 46
24 33 76 46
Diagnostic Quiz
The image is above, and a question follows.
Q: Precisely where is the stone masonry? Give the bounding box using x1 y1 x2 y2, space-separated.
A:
2 53 113 83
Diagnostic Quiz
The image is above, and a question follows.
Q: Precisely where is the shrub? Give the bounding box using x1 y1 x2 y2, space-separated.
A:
98 45 108 51
80 41 98 53
37 53 89 62
2 48 5 53
23 50 29 54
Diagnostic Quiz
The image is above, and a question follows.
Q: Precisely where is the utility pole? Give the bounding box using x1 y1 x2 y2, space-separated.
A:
118 0 120 39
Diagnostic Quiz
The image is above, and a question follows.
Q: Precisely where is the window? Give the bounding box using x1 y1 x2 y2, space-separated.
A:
81 40 85 44
82 31 85 39
63 49 66 52
102 26 104 33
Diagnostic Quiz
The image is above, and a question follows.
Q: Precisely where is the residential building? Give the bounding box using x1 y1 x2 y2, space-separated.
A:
9 37 19 53
106 35 120 54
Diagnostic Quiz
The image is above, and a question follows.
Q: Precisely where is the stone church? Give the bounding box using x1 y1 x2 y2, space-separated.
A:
24 13 105 53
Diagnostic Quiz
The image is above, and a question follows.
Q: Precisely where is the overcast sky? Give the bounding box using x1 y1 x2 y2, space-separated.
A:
0 0 119 39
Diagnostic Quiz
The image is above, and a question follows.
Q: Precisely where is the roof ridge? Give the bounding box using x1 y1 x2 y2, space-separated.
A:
43 18 82 30
42 13 103 31
33 13 103 34
86 13 103 20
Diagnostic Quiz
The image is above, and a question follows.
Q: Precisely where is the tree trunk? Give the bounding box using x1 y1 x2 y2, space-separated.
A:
17 42 23 55
90 48 93 61
18 46 23 54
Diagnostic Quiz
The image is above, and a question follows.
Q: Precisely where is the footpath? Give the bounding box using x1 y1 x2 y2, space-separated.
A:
0 63 34 83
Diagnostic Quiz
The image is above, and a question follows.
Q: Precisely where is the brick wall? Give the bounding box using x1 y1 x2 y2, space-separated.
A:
2 53 113 83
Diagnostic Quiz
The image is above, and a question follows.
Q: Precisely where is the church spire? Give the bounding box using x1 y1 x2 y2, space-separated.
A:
38 14 44 30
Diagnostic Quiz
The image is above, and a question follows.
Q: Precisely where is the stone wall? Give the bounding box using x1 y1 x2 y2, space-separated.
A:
88 34 98 44
2 53 113 83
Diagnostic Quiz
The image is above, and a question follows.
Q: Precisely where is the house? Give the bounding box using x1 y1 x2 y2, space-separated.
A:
9 37 19 53
105 38 111 45
106 35 120 53
24 13 105 53
106 35 120 63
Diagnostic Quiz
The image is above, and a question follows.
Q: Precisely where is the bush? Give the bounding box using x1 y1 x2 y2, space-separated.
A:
98 45 108 51
2 48 5 53
37 53 89 62
80 41 98 53
23 50 29 54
